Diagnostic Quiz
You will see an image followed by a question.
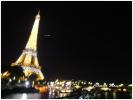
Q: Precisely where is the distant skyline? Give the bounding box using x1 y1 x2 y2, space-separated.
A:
2 1 132 83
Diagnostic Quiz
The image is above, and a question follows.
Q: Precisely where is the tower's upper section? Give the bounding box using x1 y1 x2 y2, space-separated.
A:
36 10 40 19
25 11 40 51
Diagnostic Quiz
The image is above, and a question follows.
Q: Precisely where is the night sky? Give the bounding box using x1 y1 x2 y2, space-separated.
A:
2 1 132 83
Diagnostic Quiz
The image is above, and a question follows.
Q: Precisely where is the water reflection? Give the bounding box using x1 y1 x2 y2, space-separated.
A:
97 93 101 98
21 93 27 99
104 92 108 99
4 93 42 99
2 90 132 99
113 92 117 99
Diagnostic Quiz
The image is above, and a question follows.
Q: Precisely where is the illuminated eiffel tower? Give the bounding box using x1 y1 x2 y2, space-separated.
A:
11 11 44 81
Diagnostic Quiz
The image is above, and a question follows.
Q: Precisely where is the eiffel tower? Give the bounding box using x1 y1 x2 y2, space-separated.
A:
11 11 44 81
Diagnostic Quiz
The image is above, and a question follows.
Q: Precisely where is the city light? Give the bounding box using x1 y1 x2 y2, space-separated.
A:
88 82 93 85
25 81 30 87
9 79 12 82
109 83 115 87
103 83 107 87
123 88 127 92
86 86 94 91
118 88 122 91
32 81 35 87
128 84 132 87
21 93 27 99
101 87 110 91
50 82 54 87
66 81 71 86
13 76 16 80
75 85 80 89
18 80 21 83
94 82 100 87
118 84 124 87
2 71 10 77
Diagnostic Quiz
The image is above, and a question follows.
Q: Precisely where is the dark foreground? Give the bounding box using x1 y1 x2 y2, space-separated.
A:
2 88 132 99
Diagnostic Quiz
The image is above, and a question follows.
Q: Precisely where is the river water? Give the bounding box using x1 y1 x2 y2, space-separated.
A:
2 90 132 99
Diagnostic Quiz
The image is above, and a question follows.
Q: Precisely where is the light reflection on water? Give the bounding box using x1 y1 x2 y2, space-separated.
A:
4 93 42 99
97 93 101 98
113 92 117 99
21 93 27 99
3 89 131 99
2 90 131 99
104 92 108 99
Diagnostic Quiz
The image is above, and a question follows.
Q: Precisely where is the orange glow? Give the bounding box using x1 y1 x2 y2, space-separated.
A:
35 85 48 93
1 71 11 79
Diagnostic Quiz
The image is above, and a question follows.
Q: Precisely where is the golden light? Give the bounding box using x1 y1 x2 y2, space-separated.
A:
118 88 121 91
88 82 93 85
50 82 54 86
75 85 80 89
55 79 59 83
11 11 44 81
109 88 111 91
66 81 71 86
101 87 109 91
123 88 127 92
1 71 10 78
96 82 99 85
25 13 40 50
86 86 94 92
103 83 107 87
2 71 8 76
35 85 48 93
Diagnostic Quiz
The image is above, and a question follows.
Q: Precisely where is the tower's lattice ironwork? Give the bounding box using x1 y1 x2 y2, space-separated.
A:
11 11 44 80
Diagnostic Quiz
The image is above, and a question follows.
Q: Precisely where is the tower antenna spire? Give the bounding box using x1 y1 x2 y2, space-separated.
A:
38 10 40 15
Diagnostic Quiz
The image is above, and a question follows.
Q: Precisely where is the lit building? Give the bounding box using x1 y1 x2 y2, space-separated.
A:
11 11 44 81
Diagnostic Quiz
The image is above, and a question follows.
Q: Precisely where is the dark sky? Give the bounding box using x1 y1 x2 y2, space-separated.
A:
2 1 132 83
